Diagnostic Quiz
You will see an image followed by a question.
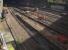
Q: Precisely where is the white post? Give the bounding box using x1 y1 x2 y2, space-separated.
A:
0 32 8 50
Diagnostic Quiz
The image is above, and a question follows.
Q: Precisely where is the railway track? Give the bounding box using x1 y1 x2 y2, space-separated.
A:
4 7 60 50
8 7 67 50
13 7 68 44
10 7 61 50
14 7 68 36
16 7 67 19
13 8 61 30
16 7 66 16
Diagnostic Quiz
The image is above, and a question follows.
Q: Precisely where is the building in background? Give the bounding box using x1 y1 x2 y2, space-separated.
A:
47 0 67 11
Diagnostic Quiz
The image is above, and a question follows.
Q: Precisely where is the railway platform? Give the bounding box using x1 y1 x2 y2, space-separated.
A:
0 11 15 50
